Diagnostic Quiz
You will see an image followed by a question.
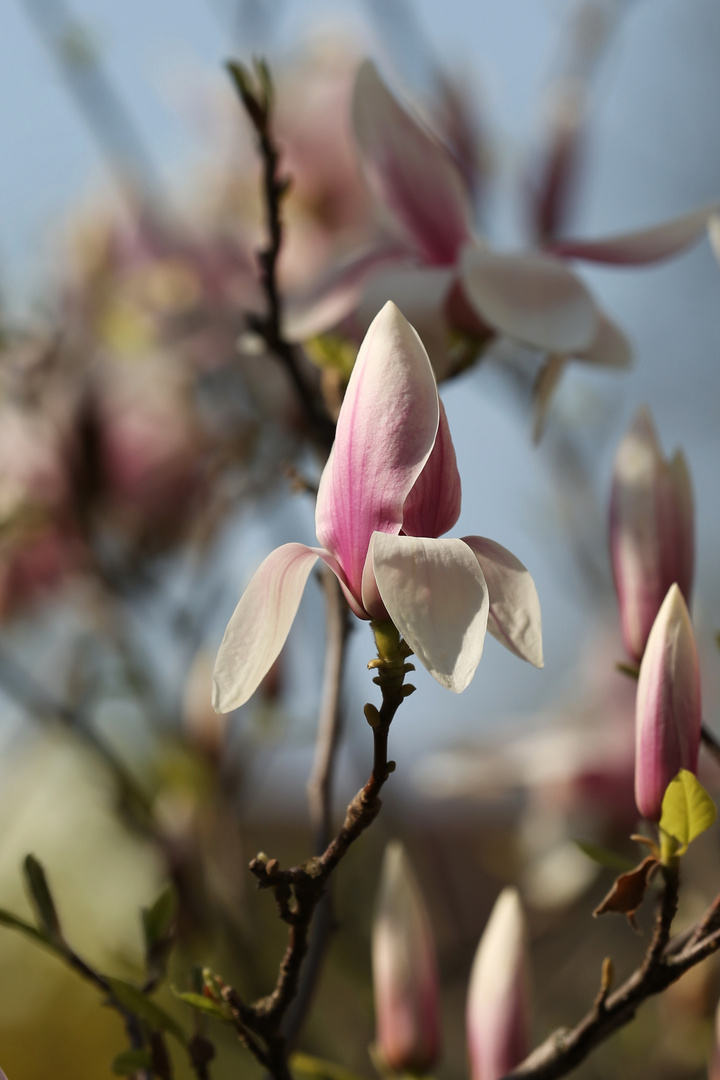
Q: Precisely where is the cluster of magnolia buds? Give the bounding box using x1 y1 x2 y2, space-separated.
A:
609 408 701 822
372 843 529 1080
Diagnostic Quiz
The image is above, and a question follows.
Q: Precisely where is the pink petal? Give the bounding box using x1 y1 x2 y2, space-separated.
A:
373 843 441 1074
402 399 462 538
462 537 544 667
212 543 319 712
353 265 455 379
371 533 489 692
635 584 701 822
316 303 439 604
610 408 695 662
548 203 715 265
459 246 598 353
467 888 530 1080
352 60 473 266
283 244 410 342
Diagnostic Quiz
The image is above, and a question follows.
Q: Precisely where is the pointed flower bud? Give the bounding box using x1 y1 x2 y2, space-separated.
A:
709 995 720 1080
466 887 530 1080
372 842 441 1075
635 584 701 822
610 407 694 662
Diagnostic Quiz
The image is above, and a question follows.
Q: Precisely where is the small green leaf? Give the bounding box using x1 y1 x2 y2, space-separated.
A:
112 1049 153 1075
172 989 231 1022
292 1052 368 1080
142 886 177 951
0 907 65 957
574 840 635 872
106 977 186 1044
659 770 717 858
23 856 63 943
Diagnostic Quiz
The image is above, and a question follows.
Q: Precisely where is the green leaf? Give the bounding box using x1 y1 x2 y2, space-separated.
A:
111 1049 153 1075
142 886 177 951
106 977 186 1044
292 1052 368 1080
574 840 635 872
659 770 717 858
172 989 231 1022
0 907 65 958
23 855 62 942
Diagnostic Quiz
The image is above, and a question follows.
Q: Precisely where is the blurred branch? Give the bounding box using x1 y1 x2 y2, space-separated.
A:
227 59 336 453
701 723 720 769
18 0 166 206
308 569 351 853
219 633 414 1080
501 865 720 1080
0 646 155 833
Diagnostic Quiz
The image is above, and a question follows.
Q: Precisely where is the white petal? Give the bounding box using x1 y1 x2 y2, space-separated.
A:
462 537 544 667
549 203 715 264
573 308 632 368
212 544 319 712
353 266 455 379
371 533 489 692
460 245 598 352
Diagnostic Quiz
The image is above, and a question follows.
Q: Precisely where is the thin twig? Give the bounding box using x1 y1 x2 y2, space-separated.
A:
227 60 335 453
499 866 720 1080
222 625 413 1078
283 569 351 1047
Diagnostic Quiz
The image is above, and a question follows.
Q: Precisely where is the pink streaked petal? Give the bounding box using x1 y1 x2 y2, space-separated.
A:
373 843 441 1075
212 543 320 712
283 244 411 342
572 307 632 368
459 246 598 353
467 888 530 1080
548 203 715 265
635 584 701 822
352 265 455 379
462 537 544 668
353 60 473 266
402 399 462 538
371 533 489 692
316 303 439 602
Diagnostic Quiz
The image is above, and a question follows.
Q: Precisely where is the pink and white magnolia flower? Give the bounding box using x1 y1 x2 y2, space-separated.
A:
213 302 542 712
467 887 530 1080
610 407 694 663
288 61 713 384
635 584 701 822
372 842 441 1075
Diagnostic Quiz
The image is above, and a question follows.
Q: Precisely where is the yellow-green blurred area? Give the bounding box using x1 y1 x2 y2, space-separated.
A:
1 0 720 1077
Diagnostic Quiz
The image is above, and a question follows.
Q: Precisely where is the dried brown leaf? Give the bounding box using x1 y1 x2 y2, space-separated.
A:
593 855 660 929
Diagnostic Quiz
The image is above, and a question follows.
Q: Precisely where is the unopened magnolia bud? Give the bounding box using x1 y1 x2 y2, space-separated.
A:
635 584 701 822
372 842 441 1075
467 887 530 1080
610 407 694 662
709 995 720 1080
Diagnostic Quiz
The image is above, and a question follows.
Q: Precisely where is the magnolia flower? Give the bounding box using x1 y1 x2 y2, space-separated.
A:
610 407 694 663
467 887 530 1080
372 842 440 1074
289 61 712 385
213 302 542 711
635 584 701 822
